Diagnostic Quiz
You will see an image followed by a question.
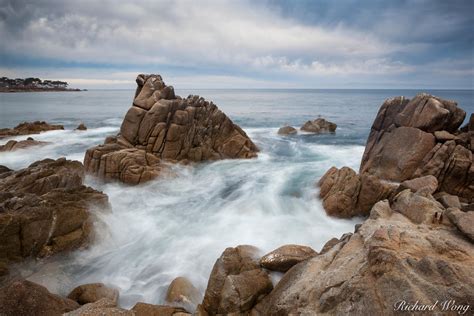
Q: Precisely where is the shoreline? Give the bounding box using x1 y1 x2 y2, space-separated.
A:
0 88 85 93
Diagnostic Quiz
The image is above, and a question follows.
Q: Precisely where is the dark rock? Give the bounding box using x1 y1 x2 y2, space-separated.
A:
75 123 87 131
0 121 64 139
277 125 297 135
301 118 336 133
259 244 317 272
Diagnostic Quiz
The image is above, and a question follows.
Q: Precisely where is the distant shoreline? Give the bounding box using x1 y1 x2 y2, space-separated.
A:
0 87 85 93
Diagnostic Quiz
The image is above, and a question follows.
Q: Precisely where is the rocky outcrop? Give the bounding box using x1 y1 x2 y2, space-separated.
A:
67 283 119 305
0 158 109 273
75 123 87 131
277 125 297 135
0 137 49 152
0 280 80 316
201 245 273 315
259 244 317 272
84 74 258 184
252 196 474 315
318 166 396 217
0 121 64 139
301 118 337 133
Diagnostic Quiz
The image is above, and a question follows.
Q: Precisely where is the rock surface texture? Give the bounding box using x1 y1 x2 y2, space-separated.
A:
252 198 474 315
84 74 258 184
0 121 64 139
319 94 472 218
0 158 109 274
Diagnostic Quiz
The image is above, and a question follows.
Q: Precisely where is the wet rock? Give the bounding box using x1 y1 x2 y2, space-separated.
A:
0 138 49 152
75 123 87 131
64 298 132 316
0 158 109 271
0 121 64 139
446 208 474 241
67 283 119 305
201 245 273 315
0 279 79 316
277 125 297 135
260 244 317 272
131 302 189 316
397 175 438 195
84 74 258 184
301 118 336 133
166 277 200 311
252 200 474 315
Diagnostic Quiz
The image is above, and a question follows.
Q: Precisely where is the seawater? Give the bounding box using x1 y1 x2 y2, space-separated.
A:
0 89 472 307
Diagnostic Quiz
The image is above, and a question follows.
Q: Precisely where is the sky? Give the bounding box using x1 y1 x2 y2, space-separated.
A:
0 0 473 89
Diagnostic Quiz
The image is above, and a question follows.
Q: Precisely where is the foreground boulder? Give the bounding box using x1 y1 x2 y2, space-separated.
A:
301 118 336 133
0 137 49 152
0 158 109 272
252 197 474 315
0 280 79 316
166 277 200 312
259 244 317 272
0 121 64 139
84 74 258 184
201 245 273 315
64 298 132 316
131 302 189 316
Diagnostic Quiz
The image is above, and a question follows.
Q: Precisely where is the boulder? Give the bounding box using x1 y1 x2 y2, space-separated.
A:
0 138 49 152
131 302 189 316
277 125 297 135
434 192 462 209
64 298 132 316
252 199 474 315
0 280 79 316
201 245 273 315
166 277 200 311
318 167 395 218
0 158 109 270
67 283 119 305
84 74 258 184
259 244 317 272
397 175 438 195
301 118 336 133
0 121 64 139
445 208 474 241
76 123 87 131
391 189 445 224
319 237 340 255
434 130 456 142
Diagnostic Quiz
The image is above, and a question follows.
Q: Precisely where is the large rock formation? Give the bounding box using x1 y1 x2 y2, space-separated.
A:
319 94 472 218
0 121 64 139
0 158 109 274
252 197 474 315
84 74 258 184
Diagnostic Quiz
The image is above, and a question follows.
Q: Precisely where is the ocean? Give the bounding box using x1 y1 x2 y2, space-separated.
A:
0 89 473 307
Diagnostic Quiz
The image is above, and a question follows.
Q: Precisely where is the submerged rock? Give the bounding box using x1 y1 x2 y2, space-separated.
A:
0 137 49 152
84 74 258 184
201 245 273 315
259 244 317 272
0 158 109 271
301 118 336 133
0 121 64 139
277 125 297 135
0 280 80 316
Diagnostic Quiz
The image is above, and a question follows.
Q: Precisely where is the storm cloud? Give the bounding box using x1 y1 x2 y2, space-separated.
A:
0 0 472 88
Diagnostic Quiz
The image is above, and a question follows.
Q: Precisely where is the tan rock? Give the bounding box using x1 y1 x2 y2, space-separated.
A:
446 208 474 241
434 130 456 141
397 175 438 195
434 192 462 209
277 125 297 135
166 277 200 311
259 244 317 272
301 118 336 133
201 245 273 314
391 189 444 224
67 283 119 305
0 121 64 139
0 280 79 316
64 298 132 316
252 200 474 315
84 74 258 184
0 138 49 152
131 302 189 316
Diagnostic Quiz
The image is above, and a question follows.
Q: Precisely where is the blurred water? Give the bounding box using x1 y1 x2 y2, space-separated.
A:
0 89 472 308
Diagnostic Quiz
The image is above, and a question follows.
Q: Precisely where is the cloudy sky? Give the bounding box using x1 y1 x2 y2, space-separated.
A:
0 0 473 89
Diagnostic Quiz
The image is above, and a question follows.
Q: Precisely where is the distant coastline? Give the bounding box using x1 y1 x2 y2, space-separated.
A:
0 76 84 92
